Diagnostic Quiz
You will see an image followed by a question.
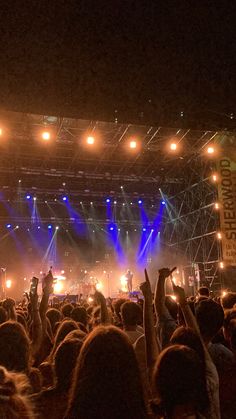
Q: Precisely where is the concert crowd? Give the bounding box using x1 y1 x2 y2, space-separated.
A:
0 268 235 419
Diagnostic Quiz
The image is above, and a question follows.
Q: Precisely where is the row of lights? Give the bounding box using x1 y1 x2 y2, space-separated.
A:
4 224 161 233
0 127 219 155
24 194 165 206
5 224 59 230
209 170 224 269
87 136 218 155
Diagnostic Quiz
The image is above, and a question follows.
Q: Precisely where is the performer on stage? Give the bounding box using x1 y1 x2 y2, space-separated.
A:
125 269 133 293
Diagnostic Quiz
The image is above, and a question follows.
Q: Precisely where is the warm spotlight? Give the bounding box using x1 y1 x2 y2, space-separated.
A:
207 146 215 154
212 173 218 182
219 261 224 269
214 202 219 210
6 279 12 289
0 128 2 136
129 140 137 149
42 131 50 141
95 282 103 290
217 232 222 239
170 143 177 151
120 275 127 292
87 136 95 145
54 281 64 293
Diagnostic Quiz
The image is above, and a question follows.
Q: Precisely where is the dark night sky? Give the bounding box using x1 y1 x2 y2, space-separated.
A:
0 1 236 127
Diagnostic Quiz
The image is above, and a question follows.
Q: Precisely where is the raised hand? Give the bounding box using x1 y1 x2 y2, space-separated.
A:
29 288 39 310
172 284 186 305
158 268 172 279
140 269 152 303
42 270 54 294
94 289 106 304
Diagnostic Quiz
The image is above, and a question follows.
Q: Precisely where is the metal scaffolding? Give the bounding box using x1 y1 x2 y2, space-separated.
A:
0 110 224 288
162 157 222 289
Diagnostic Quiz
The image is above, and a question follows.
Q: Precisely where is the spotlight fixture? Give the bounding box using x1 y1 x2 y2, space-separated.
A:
219 261 224 269
56 226 59 230
142 227 147 232
86 136 95 145
138 200 142 204
207 146 215 154
214 202 219 210
217 232 222 239
170 143 177 151
109 226 114 231
15 225 19 229
0 128 2 136
26 195 31 200
161 201 166 205
114 200 117 204
6 279 12 289
33 197 37 201
18 179 21 183
106 198 110 203
212 173 218 182
42 131 50 141
6 224 11 229
47 224 52 230
62 196 67 202
129 140 137 149
37 226 41 230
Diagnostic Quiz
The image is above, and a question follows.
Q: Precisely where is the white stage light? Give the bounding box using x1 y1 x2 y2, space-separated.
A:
42 131 50 141
6 279 12 289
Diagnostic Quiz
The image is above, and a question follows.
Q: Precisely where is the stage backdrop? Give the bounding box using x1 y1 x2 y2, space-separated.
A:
216 133 236 266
